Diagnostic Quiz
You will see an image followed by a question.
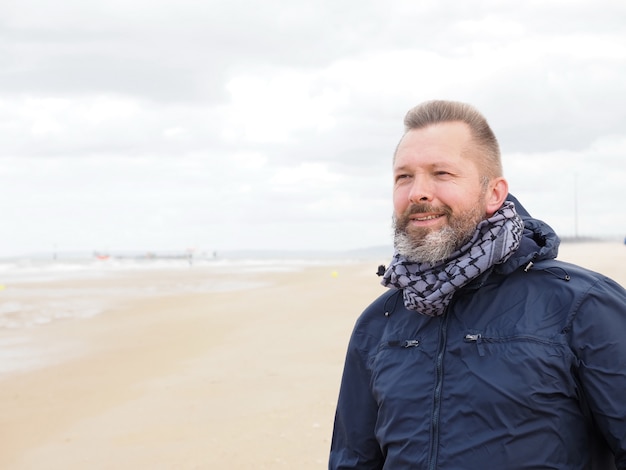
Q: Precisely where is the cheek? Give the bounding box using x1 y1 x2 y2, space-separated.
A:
392 188 409 214
438 184 477 207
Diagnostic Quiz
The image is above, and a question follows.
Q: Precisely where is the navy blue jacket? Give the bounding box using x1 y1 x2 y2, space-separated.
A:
330 197 626 469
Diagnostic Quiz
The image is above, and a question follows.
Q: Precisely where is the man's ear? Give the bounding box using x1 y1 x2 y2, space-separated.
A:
485 177 509 216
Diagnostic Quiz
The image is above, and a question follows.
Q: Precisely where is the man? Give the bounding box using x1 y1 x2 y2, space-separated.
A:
329 100 626 469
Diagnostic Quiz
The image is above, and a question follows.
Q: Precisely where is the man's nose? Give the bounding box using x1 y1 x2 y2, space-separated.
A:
408 176 433 204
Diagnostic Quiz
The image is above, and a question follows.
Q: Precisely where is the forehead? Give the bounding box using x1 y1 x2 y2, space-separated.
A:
394 121 475 167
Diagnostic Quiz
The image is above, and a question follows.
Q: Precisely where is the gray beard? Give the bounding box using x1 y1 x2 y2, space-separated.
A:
394 225 462 264
393 201 486 264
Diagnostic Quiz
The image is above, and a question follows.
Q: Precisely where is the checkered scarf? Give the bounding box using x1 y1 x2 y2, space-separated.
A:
381 202 524 316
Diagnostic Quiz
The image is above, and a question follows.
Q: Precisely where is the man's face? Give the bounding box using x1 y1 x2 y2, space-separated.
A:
392 121 490 262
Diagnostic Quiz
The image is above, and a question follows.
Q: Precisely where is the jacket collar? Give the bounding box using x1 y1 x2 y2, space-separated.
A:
495 194 560 275
460 194 560 290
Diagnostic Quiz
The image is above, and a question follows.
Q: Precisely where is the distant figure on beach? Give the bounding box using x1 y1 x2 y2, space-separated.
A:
329 100 626 469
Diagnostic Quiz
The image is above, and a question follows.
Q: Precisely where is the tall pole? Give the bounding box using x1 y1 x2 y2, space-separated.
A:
574 172 579 239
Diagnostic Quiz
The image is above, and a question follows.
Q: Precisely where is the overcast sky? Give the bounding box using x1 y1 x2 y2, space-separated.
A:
1 0 625 257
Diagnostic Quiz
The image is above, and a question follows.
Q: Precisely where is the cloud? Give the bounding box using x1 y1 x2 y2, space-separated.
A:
504 134 626 237
0 0 624 255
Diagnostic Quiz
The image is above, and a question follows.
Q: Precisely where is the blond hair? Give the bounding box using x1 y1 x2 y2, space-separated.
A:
399 100 503 181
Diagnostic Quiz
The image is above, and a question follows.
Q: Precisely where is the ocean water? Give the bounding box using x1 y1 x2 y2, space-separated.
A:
0 254 346 328
0 253 350 377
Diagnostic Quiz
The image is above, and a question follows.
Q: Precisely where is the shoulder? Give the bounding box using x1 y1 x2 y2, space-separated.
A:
525 259 625 329
348 289 401 351
529 258 624 294
470 259 624 328
354 289 399 329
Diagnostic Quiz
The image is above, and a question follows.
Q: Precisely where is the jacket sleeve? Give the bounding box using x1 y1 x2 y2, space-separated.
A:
569 276 626 470
329 329 384 470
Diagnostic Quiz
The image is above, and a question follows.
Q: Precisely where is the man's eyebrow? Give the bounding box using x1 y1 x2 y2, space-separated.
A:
394 162 459 171
393 164 411 172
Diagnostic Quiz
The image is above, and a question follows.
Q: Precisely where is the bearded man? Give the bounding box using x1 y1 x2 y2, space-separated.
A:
329 100 626 469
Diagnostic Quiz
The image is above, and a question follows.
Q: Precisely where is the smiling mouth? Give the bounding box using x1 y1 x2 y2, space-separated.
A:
412 214 442 221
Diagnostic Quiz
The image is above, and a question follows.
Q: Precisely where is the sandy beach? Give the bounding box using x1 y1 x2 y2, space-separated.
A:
0 242 624 469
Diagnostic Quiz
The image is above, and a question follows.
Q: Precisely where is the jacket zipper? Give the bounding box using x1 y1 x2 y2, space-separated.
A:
464 333 558 354
427 311 450 470
464 333 485 356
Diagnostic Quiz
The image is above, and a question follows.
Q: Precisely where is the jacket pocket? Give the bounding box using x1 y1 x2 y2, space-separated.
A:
378 338 421 351
463 331 564 357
